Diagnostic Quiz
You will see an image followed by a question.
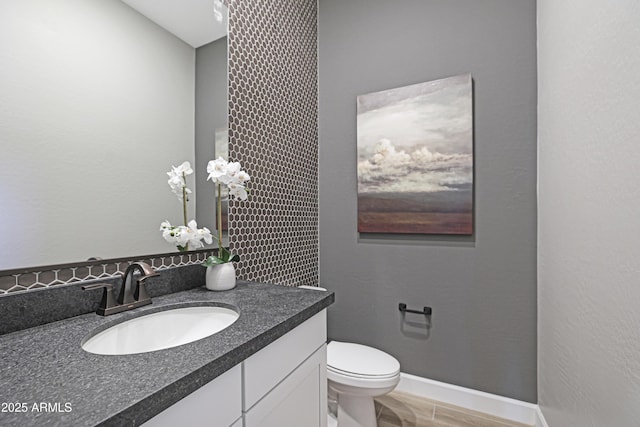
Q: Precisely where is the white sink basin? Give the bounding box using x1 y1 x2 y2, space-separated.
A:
82 306 239 355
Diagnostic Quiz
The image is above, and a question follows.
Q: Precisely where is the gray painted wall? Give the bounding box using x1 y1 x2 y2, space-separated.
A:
538 0 640 425
319 0 537 402
195 37 228 235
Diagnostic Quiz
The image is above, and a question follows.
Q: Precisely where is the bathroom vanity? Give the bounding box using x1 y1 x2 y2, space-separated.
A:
145 310 327 427
0 281 333 426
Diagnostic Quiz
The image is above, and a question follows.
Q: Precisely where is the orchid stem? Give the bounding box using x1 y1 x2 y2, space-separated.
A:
182 172 188 227
182 172 189 251
217 183 223 258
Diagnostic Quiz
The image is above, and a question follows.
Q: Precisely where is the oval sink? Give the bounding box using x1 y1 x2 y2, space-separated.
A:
82 306 239 355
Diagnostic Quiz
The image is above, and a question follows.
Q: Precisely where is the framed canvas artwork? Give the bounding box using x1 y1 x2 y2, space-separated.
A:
357 74 473 235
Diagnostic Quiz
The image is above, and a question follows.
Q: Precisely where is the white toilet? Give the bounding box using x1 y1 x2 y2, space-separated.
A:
298 286 401 427
327 341 400 427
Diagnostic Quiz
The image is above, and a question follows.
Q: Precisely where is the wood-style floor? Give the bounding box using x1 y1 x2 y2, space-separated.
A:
373 391 532 427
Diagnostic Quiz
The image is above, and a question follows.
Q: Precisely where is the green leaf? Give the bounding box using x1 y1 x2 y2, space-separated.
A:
202 251 240 267
203 247 240 266
202 256 225 267
177 245 188 252
218 246 229 262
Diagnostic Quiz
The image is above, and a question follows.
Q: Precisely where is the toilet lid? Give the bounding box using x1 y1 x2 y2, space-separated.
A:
327 341 400 378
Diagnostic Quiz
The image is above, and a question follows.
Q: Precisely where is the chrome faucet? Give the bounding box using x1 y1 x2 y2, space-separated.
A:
83 261 159 316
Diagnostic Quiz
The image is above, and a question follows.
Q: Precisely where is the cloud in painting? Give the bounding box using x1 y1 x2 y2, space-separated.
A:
358 139 472 193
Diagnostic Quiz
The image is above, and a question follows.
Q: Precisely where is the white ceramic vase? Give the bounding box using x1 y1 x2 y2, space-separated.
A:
205 263 236 291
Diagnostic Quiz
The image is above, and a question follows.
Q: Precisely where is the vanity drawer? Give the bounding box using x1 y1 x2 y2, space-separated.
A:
243 309 327 410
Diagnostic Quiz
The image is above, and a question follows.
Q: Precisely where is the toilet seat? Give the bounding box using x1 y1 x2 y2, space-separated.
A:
327 341 400 389
328 365 399 380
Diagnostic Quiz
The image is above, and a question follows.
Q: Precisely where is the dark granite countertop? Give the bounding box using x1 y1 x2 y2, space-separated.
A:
0 281 334 427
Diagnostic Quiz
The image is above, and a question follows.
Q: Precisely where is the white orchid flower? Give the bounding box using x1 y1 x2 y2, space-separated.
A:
198 227 214 245
237 171 250 183
207 157 229 183
160 219 214 251
162 229 175 243
182 220 209 249
167 174 182 190
167 161 193 201
161 221 179 243
226 161 241 178
162 160 219 252
174 228 191 247
172 161 193 176
158 156 248 263
187 220 214 245
183 229 202 249
228 183 248 201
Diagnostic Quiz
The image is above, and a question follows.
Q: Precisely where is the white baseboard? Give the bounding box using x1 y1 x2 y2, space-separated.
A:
534 406 549 427
396 373 548 426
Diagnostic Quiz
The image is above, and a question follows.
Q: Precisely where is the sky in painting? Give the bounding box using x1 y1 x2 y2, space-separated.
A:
357 74 473 193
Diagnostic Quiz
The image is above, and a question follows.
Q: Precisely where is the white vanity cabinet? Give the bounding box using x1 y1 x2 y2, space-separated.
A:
143 310 327 427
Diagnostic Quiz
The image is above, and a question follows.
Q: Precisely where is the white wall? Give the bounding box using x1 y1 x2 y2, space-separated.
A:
0 0 195 269
538 1 640 425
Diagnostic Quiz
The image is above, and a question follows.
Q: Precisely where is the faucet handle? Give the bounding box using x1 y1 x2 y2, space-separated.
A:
134 276 154 302
82 283 117 316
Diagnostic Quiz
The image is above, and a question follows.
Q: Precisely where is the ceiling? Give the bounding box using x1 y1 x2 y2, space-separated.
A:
121 0 227 48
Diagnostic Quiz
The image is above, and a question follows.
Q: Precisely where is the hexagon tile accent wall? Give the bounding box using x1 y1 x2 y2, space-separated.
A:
227 0 318 286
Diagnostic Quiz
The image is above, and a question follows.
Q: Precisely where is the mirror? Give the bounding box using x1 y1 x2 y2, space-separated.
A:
0 0 228 270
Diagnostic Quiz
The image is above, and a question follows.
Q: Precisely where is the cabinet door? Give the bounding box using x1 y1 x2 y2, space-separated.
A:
244 344 327 427
243 310 327 410
143 364 242 427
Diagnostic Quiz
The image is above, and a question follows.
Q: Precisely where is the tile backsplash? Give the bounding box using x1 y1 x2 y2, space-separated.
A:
0 263 208 335
0 251 212 294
